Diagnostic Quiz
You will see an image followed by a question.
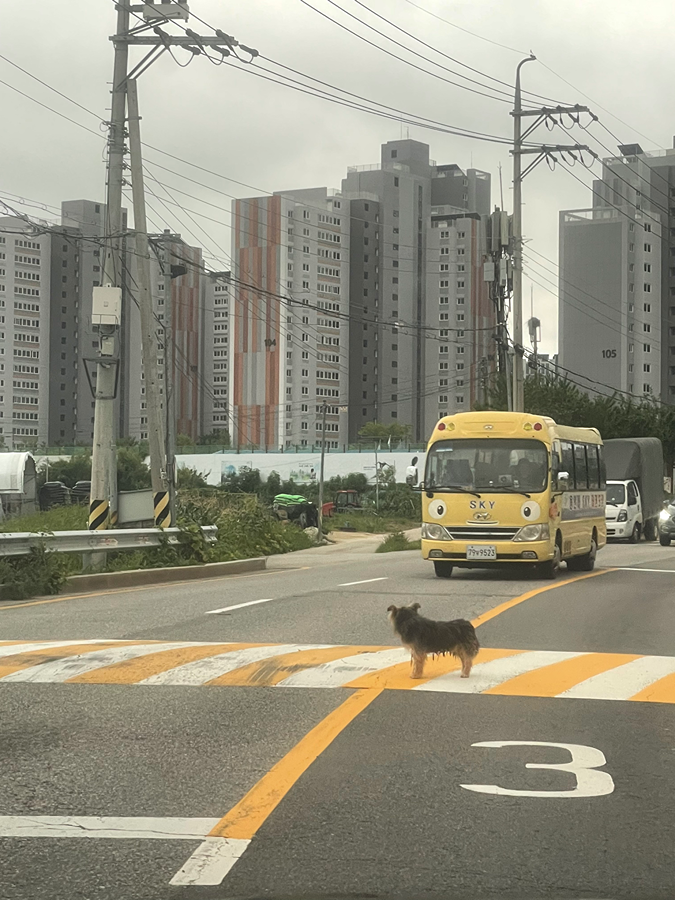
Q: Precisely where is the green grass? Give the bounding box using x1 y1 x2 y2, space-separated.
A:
375 532 422 553
325 512 420 534
0 504 87 533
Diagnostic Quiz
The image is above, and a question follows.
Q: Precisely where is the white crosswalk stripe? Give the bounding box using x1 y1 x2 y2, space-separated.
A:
278 648 409 687
0 640 110 659
558 655 675 700
140 644 331 686
414 650 588 694
0 643 193 683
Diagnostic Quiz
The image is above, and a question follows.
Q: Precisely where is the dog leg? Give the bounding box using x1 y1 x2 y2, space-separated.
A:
411 650 426 679
459 651 473 679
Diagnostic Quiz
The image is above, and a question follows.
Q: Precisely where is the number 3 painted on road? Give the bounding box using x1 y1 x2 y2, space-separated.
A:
461 741 615 798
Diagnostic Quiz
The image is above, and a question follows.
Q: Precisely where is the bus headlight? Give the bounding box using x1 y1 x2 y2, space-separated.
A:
513 523 549 542
660 509 671 521
422 523 450 540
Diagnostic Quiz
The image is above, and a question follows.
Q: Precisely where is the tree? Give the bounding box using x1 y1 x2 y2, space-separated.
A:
485 373 675 470
220 465 263 495
176 465 209 490
116 446 151 491
39 452 92 488
176 433 195 451
199 428 231 447
358 421 412 442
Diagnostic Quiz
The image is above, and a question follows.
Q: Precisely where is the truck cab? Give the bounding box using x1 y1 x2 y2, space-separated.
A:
605 479 642 542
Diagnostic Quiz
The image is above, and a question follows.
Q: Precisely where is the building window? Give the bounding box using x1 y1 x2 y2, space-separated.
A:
644 243 651 252
644 323 651 332
644 283 651 292
391 149 397 158
644 364 651 372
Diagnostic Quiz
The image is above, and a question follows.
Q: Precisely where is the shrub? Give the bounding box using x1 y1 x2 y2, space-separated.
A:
0 545 72 600
376 532 422 553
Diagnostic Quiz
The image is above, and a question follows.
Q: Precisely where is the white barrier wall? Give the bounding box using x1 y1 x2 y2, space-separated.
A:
174 451 426 487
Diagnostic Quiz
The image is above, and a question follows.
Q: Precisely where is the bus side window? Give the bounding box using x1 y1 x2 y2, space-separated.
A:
573 443 589 490
598 446 607 489
560 442 574 489
587 444 600 489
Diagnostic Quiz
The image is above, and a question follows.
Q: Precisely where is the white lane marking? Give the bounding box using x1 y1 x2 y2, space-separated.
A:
414 650 588 694
558 655 675 700
338 577 389 586
0 643 194 683
140 643 330 685
205 598 274 615
0 640 111 659
170 837 250 886
613 567 675 574
0 816 219 840
278 647 409 687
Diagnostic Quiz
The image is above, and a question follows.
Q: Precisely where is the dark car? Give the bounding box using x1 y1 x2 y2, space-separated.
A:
658 502 675 545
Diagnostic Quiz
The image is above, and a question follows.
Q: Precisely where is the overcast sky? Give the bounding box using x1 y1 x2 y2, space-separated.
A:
1 0 671 355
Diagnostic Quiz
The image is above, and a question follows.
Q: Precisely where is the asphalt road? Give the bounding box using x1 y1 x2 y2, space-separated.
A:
2 538 675 899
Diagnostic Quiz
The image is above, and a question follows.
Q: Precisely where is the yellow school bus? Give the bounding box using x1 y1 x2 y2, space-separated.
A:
420 411 606 578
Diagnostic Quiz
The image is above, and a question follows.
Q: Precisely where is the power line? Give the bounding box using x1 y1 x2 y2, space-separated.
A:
295 0 532 106
346 0 568 106
399 0 528 55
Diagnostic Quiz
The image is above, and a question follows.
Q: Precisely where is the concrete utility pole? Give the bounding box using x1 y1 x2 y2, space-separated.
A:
127 78 169 527
511 58 592 412
89 0 129 533
162 237 177 526
511 54 535 414
317 400 328 541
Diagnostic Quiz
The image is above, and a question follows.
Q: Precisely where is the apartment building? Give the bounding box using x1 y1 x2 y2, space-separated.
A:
424 210 493 426
342 139 491 440
59 200 115 445
230 188 350 449
122 232 204 443
559 142 675 401
202 270 230 436
0 217 51 448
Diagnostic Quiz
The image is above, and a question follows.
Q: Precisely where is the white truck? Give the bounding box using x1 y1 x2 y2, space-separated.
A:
604 437 663 542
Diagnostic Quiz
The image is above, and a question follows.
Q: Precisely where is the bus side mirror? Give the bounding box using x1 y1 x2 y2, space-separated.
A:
557 471 570 491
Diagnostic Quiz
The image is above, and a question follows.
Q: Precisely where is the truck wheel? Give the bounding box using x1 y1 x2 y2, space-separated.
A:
643 519 657 542
629 523 641 543
660 534 672 547
433 561 454 578
567 537 597 572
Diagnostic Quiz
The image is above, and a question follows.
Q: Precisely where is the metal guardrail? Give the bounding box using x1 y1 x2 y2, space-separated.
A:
0 526 218 558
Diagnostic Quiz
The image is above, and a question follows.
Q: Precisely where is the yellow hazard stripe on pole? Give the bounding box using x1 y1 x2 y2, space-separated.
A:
88 500 109 531
110 509 118 527
153 491 170 529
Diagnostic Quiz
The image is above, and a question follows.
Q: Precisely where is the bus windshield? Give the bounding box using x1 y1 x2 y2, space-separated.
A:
426 438 549 493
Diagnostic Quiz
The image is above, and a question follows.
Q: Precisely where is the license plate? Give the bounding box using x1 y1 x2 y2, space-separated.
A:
466 544 497 560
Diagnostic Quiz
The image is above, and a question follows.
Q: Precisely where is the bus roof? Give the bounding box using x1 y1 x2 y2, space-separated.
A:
427 411 602 447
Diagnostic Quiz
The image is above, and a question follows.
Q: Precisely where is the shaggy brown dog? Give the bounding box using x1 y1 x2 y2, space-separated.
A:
387 602 480 679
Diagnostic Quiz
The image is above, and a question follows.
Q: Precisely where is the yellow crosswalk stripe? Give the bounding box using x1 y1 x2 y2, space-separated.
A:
68 644 256 684
0 642 144 680
209 646 385 687
630 671 675 704
484 652 641 697
3 641 675 704
346 647 525 691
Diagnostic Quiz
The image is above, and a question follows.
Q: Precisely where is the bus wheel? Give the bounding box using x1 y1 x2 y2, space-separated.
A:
568 537 597 572
433 561 454 578
539 541 561 579
628 523 641 544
